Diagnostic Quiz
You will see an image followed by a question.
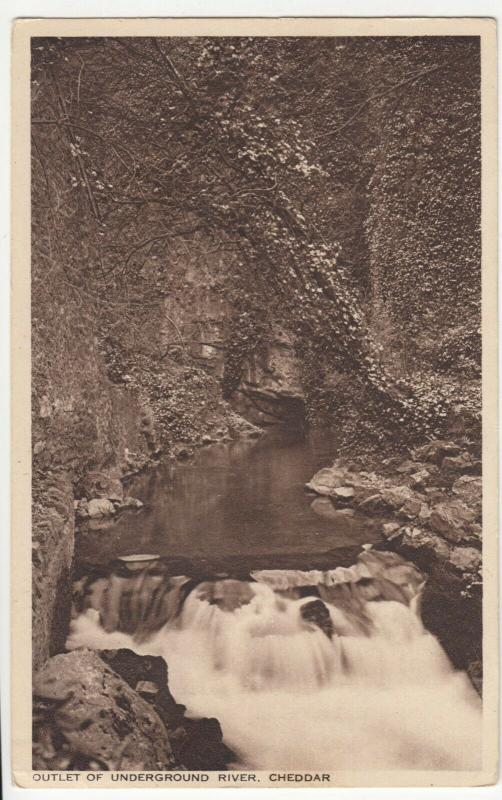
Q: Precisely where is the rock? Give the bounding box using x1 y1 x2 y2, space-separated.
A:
450 547 482 572
83 470 123 502
396 459 421 474
201 434 214 445
33 650 175 770
399 526 452 560
410 469 429 490
311 497 338 520
467 660 483 696
135 680 160 698
305 466 348 495
99 649 234 769
452 475 482 506
399 496 423 519
357 493 385 513
382 522 401 538
333 486 355 501
430 500 476 542
380 486 414 510
87 497 116 518
34 440 46 455
412 440 462 465
119 496 144 511
300 599 334 638
442 453 473 474
336 507 356 518
418 503 432 522
311 498 354 521
75 499 90 520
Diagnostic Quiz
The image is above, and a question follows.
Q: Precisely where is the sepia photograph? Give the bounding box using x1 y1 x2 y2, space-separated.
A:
9 16 498 789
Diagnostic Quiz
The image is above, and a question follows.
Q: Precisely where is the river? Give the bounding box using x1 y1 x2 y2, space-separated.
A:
76 428 381 572
70 427 482 772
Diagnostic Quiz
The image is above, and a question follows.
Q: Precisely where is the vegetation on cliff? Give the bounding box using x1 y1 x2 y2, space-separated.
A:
31 36 481 671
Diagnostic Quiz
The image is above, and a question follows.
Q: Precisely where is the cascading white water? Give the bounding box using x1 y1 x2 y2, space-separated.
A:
68 553 482 771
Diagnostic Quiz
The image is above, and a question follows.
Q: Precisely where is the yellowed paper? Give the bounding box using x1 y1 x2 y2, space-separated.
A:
12 16 498 789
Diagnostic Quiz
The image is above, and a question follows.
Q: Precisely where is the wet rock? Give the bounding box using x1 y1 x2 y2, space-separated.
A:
305 466 348 495
300 599 334 638
311 497 337 520
310 498 355 521
450 546 482 573
429 500 476 543
33 649 175 770
333 486 355 502
100 649 234 770
87 497 116 518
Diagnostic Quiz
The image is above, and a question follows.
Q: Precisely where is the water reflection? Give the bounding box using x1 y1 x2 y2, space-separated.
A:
76 428 381 568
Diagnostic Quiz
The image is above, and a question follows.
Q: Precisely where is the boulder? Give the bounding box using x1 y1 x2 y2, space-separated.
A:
87 497 116 518
442 453 473 475
399 526 451 560
311 497 338 521
430 500 476 543
99 649 234 770
450 547 482 573
412 440 462 465
300 599 334 638
33 649 175 770
333 486 355 502
305 466 348 495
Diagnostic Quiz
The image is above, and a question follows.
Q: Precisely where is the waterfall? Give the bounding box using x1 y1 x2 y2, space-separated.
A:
68 551 482 771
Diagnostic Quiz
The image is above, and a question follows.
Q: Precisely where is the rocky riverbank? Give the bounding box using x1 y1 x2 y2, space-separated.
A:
33 648 234 771
305 437 482 692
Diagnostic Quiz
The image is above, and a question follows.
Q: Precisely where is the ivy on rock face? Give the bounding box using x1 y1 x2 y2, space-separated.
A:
32 36 479 443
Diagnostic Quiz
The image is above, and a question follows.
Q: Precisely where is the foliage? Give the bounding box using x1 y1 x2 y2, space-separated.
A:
31 35 481 452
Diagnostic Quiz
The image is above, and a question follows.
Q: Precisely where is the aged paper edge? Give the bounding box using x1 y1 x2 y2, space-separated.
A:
11 15 499 789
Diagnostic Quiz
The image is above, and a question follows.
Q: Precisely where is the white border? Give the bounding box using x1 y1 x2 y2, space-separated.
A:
2 2 501 800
